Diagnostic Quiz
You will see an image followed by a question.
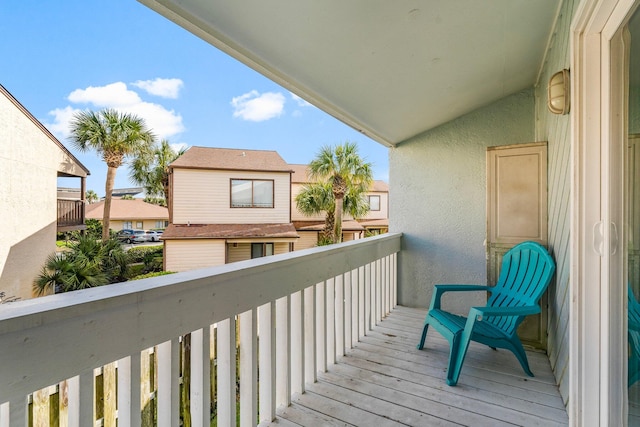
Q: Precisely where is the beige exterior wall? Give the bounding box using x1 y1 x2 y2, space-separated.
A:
294 231 319 250
363 191 389 220
0 90 85 300
173 169 290 224
164 239 226 271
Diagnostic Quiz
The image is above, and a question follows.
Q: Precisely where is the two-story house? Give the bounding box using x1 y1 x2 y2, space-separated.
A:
162 147 298 271
0 84 89 300
290 163 389 249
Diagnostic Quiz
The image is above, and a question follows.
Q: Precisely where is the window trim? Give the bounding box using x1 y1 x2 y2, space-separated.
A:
368 195 381 211
230 178 275 208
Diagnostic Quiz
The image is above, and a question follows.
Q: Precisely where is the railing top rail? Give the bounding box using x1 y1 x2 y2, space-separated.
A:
0 233 401 401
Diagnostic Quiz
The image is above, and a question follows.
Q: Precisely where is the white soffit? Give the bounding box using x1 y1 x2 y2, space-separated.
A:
139 0 560 147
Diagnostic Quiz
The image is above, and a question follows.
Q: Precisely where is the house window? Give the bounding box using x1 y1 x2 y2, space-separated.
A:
155 220 165 229
231 179 274 208
136 221 143 229
251 243 274 258
368 195 381 211
123 221 132 229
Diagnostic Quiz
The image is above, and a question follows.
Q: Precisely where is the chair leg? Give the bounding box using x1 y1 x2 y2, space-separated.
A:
417 321 429 350
447 320 476 386
508 339 534 377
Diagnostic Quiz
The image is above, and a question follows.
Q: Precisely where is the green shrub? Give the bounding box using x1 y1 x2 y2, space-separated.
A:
127 245 162 263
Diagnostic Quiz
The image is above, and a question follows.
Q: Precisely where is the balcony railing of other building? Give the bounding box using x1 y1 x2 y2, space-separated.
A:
56 198 85 232
0 233 401 426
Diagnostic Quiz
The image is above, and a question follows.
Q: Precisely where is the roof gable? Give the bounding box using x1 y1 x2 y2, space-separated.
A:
171 146 293 172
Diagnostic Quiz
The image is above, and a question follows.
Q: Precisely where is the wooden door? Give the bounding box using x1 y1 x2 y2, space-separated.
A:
486 142 548 347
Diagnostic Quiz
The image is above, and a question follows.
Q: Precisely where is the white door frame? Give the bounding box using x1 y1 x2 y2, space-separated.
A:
571 0 636 425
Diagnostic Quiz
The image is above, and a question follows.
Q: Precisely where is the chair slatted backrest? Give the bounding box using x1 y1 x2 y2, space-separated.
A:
485 241 556 336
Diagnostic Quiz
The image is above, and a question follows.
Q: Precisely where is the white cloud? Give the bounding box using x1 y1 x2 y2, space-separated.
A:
170 142 189 153
68 82 141 107
131 78 184 99
45 82 185 141
290 92 312 107
231 90 285 122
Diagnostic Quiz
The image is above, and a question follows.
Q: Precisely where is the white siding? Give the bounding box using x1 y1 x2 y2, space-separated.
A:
173 169 290 224
294 231 319 251
165 240 226 272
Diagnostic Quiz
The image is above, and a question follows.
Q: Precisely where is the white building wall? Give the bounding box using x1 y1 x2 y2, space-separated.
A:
390 89 535 314
173 169 290 224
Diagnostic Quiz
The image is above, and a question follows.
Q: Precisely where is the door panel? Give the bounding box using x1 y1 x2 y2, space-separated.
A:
487 142 548 347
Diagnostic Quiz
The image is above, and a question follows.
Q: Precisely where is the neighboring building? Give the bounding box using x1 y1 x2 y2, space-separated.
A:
111 187 145 198
0 84 89 300
85 198 169 231
163 147 298 271
289 163 389 249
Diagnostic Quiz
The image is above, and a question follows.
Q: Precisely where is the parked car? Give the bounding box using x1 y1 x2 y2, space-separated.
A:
116 229 149 244
144 230 162 242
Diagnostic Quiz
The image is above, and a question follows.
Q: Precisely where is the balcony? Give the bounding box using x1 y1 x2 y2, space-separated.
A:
56 198 85 232
0 233 568 426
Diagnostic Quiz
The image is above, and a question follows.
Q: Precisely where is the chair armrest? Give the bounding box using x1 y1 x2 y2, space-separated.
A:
469 305 541 320
630 317 640 332
429 285 492 310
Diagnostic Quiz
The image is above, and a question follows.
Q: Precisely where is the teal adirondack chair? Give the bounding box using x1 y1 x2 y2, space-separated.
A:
417 241 555 386
628 284 640 387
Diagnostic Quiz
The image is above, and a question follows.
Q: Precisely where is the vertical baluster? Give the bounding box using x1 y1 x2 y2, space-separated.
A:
351 269 359 347
239 310 257 427
3 397 26 427
359 266 365 338
290 291 304 395
304 286 316 384
382 255 388 317
67 372 93 427
275 296 290 408
258 301 276 423
157 339 180 427
190 328 210 427
316 281 326 373
326 278 336 365
0 402 8 427
117 353 142 427
217 318 237 427
365 263 372 332
393 253 398 307
335 274 345 357
344 271 352 351
376 259 382 324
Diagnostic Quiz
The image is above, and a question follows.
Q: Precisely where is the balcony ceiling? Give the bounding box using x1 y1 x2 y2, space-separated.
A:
140 0 561 147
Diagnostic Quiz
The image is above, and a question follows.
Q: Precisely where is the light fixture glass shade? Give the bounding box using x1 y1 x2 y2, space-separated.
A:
548 69 570 115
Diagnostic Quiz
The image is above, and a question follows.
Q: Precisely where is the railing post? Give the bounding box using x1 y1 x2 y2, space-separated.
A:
326 278 335 365
290 291 304 395
258 302 276 422
351 269 359 348
344 272 352 351
304 286 316 384
239 310 257 427
217 318 237 427
335 274 345 357
275 296 290 408
358 266 365 338
316 282 326 373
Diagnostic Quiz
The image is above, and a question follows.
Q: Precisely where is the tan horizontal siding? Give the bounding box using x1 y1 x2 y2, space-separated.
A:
227 243 250 263
173 169 290 224
274 242 290 255
165 239 225 272
294 231 319 251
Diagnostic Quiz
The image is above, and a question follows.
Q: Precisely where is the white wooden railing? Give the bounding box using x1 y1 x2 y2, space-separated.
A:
0 233 401 426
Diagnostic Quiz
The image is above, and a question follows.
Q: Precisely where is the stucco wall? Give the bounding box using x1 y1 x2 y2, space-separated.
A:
390 89 535 314
0 92 60 300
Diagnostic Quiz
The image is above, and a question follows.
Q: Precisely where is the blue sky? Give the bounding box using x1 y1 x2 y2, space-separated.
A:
1 1 389 196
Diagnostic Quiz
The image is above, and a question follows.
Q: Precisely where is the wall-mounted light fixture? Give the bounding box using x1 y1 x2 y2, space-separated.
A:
547 69 570 115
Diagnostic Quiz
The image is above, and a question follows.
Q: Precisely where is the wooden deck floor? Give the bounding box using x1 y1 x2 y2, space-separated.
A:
264 306 569 427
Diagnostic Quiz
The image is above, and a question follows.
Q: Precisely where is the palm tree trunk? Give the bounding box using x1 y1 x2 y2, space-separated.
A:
334 196 344 243
102 166 117 241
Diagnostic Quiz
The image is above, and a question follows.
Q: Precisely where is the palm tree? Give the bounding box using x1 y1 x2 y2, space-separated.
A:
130 139 186 210
85 189 99 204
296 180 371 244
308 142 373 243
69 109 155 241
33 235 128 295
